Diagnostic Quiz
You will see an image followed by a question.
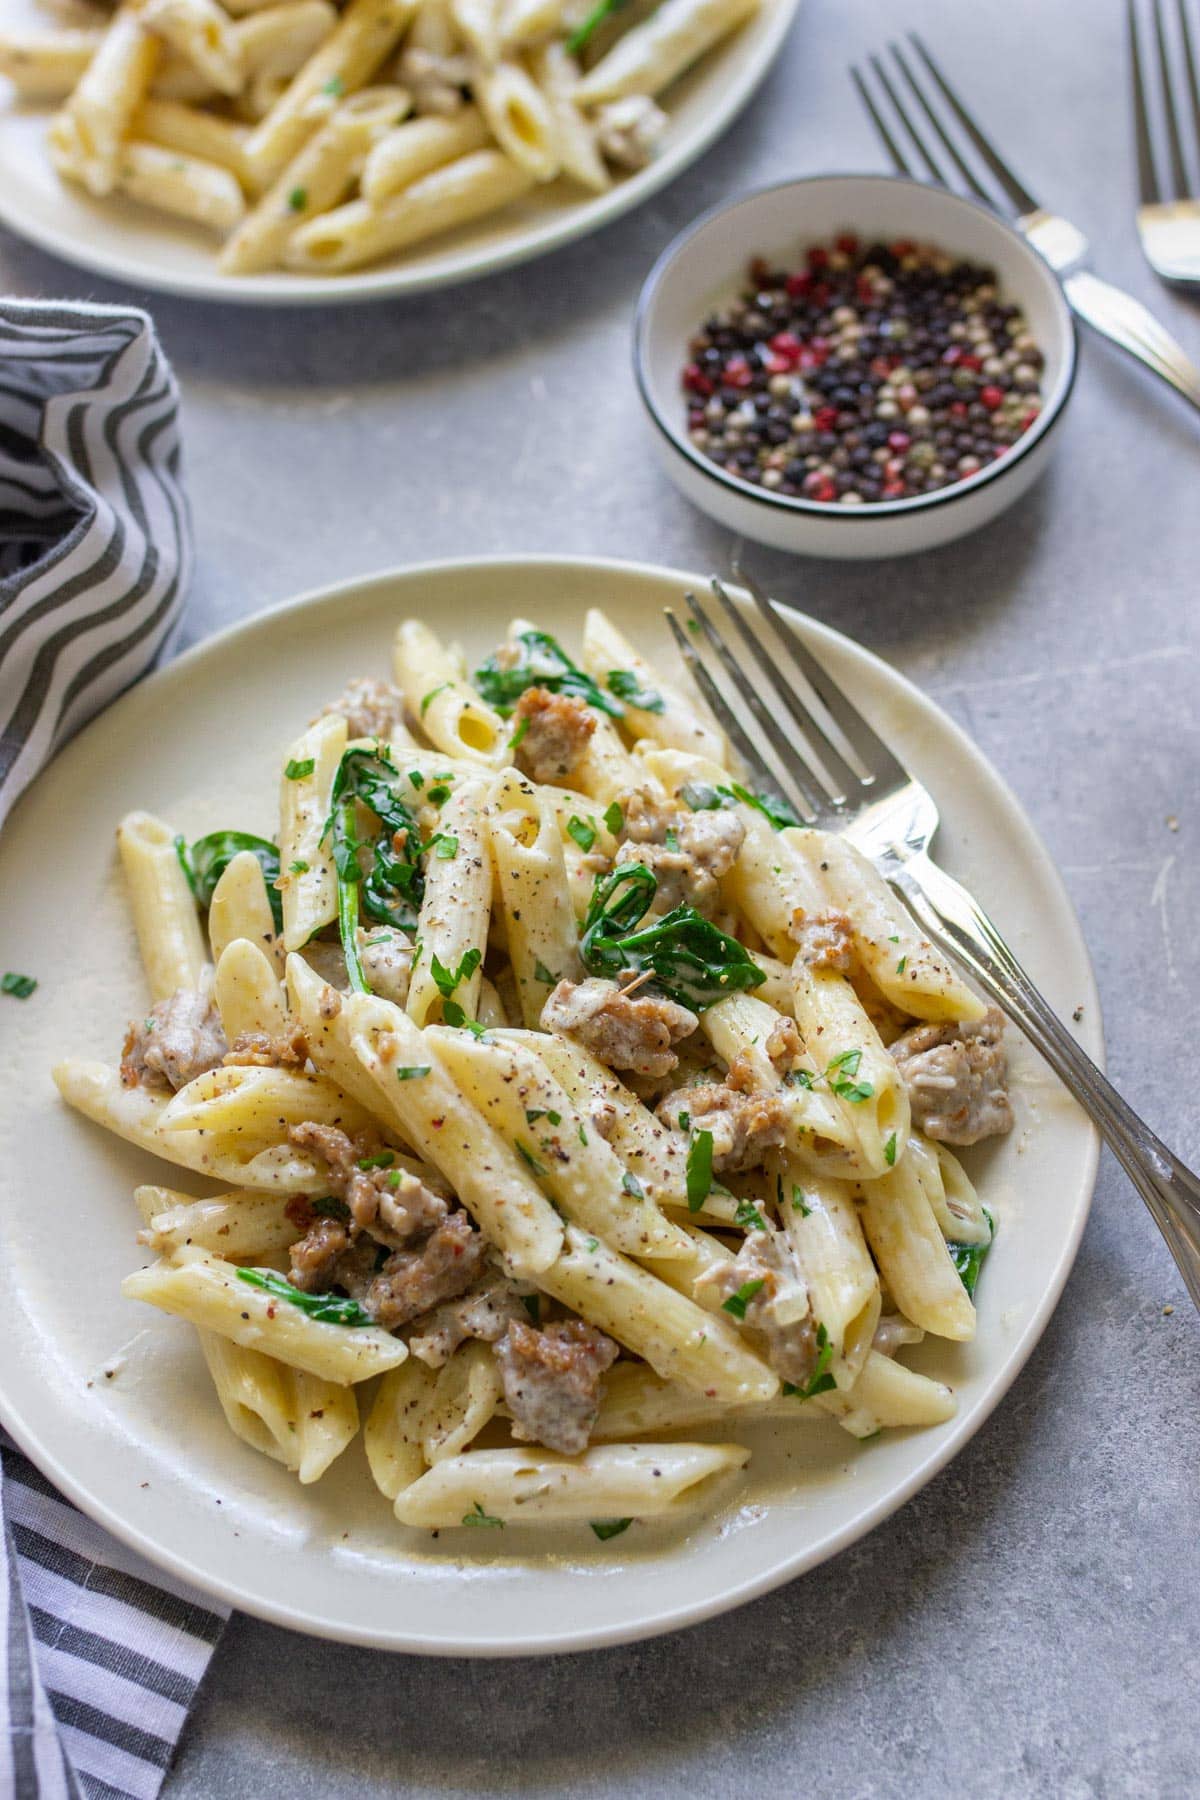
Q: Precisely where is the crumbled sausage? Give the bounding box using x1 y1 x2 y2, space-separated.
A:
696 1229 820 1386
789 907 855 971
657 1073 788 1172
512 686 597 784
494 1319 619 1454
358 1214 486 1331
223 1025 310 1069
765 1015 802 1074
407 1269 535 1367
615 787 745 917
319 675 405 740
120 988 227 1093
889 1006 1013 1145
541 977 698 1079
287 1213 352 1292
288 1122 449 1243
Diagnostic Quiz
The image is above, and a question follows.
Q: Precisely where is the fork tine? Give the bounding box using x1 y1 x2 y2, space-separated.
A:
888 40 995 205
708 577 861 795
732 564 909 793
1131 0 1163 203
850 64 913 175
681 594 830 815
1155 0 1192 196
909 33 1040 215
1178 0 1200 171
867 52 947 184
664 609 818 821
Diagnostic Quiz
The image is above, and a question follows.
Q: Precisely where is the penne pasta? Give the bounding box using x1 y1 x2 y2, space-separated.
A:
392 618 509 766
213 938 287 1041
393 1440 750 1526
525 41 608 191
420 1340 503 1462
138 0 242 98
365 1358 438 1497
486 770 582 1028
856 1156 977 1342
780 1167 881 1390
207 850 278 965
279 712 346 953
64 4 160 195
472 59 559 181
0 28 104 100
406 775 492 1026
582 607 726 763
573 0 760 102
116 811 209 1003
198 1331 359 1482
359 103 488 199
137 1185 301 1261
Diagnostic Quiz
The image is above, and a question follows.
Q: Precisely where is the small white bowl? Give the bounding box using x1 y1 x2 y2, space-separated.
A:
633 173 1078 559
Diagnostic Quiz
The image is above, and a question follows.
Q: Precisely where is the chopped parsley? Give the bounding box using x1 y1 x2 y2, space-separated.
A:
408 769 425 789
607 670 664 713
510 713 530 750
686 1128 714 1212
677 779 800 830
734 1198 767 1232
235 1267 372 1327
462 1502 503 1528
431 833 459 860
603 799 625 836
289 858 309 874
287 187 307 213
590 1517 633 1540
1 972 36 999
441 999 488 1037
515 1139 547 1177
584 1236 600 1252
567 815 597 853
884 1132 897 1167
285 756 314 780
525 1108 562 1127
896 956 907 975
426 783 451 806
395 1065 431 1081
421 682 452 715
825 1048 875 1104
722 1277 765 1320
322 73 344 95
621 1171 645 1198
357 1151 395 1170
430 947 482 999
792 1185 811 1215
782 1324 836 1398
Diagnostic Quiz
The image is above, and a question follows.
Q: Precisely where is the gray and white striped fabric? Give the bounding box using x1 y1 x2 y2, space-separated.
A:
0 299 192 830
1 1433 228 1800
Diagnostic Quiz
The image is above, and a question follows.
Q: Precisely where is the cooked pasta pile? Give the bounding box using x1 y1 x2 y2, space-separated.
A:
2 0 761 276
53 606 1014 1537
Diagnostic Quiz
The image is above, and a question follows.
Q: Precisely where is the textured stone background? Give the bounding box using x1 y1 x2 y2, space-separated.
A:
3 0 1198 1793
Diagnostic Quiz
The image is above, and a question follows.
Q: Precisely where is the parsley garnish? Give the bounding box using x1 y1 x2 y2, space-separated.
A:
686 1129 714 1212
408 769 425 789
735 1198 767 1231
235 1267 372 1327
1 972 36 999
515 1139 547 1177
395 1065 430 1081
510 713 530 750
584 1236 600 1252
285 756 314 779
462 1502 503 1528
421 682 451 715
896 956 907 975
430 833 458 860
782 1324 836 1398
426 783 451 806
288 187 307 212
578 1124 588 1146
442 999 488 1037
474 629 621 718
621 1171 645 1198
590 1517 633 1540
430 946 482 999
566 0 632 52
607 670 664 713
322 73 344 95
823 1048 875 1105
792 1185 810 1215
603 799 624 836
567 816 596 853
722 1277 765 1320
884 1132 897 1167
289 858 309 874
357 1152 395 1170
679 781 800 830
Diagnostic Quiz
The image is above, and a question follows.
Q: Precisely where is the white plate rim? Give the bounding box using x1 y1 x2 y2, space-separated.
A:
0 0 800 306
0 553 1103 1654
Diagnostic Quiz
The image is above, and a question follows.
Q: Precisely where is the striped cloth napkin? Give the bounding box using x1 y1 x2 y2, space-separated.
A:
1 301 224 1796
0 298 192 830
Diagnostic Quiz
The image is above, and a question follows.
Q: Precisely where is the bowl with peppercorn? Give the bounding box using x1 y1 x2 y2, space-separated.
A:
634 173 1077 558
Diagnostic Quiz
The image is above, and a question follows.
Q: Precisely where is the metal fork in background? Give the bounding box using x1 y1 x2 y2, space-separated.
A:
1130 0 1200 285
667 573 1200 1313
852 34 1200 416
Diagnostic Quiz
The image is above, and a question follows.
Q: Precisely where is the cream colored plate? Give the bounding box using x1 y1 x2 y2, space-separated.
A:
0 557 1101 1653
0 0 799 304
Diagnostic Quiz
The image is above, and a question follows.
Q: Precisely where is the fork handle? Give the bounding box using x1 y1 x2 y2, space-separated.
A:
1061 269 1200 414
893 850 1200 1311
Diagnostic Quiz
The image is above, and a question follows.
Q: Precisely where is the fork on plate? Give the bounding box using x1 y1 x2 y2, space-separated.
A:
1129 0 1200 286
853 33 1200 415
667 571 1200 1314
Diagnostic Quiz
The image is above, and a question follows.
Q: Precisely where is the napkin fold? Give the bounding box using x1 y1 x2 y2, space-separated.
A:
1 299 218 1797
0 299 192 830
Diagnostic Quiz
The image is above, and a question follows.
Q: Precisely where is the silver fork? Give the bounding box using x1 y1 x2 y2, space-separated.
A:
1129 0 1200 286
665 571 1200 1314
853 34 1200 416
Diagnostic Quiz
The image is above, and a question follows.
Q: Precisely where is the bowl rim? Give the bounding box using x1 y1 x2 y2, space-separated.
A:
632 170 1079 523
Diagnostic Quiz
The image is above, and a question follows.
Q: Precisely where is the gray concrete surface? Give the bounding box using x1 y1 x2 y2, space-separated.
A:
3 0 1199 1793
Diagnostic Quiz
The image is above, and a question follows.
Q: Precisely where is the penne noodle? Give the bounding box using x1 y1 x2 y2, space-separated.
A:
471 59 559 181
420 1340 503 1463
393 1441 750 1527
702 992 861 1173
781 1167 881 1390
157 1062 377 1144
856 1156 977 1342
815 1348 957 1438
931 1140 992 1246
365 1358 438 1497
198 1331 359 1482
138 0 243 97
582 607 726 762
220 84 411 273
65 5 160 195
449 0 502 62
212 938 287 1041
788 956 912 1178
279 712 346 953
525 41 608 190
407 775 492 1026
427 1028 692 1259
392 618 508 766
486 769 582 1028
116 811 208 1003
123 1246 408 1382
0 28 103 100
207 850 278 965
137 1185 301 1261
573 0 760 103
360 105 489 200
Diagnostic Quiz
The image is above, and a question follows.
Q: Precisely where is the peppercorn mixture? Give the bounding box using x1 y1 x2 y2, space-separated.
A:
681 234 1046 506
